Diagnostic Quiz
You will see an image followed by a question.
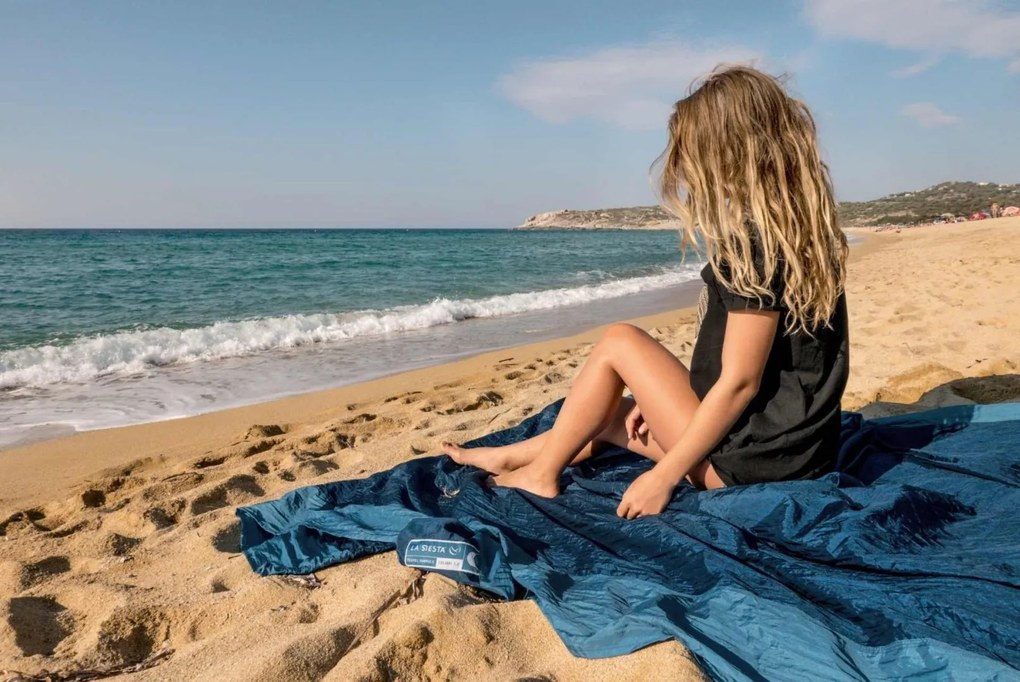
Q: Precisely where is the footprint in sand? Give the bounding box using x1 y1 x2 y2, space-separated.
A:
264 600 321 626
23 556 72 587
243 424 286 439
80 489 107 508
189 475 265 517
332 429 359 448
286 454 340 481
139 472 206 503
89 605 170 667
292 430 357 457
48 520 95 539
367 622 439 677
143 499 187 530
191 455 227 470
237 439 280 458
386 390 424 405
0 508 50 537
4 596 74 656
102 532 142 557
439 391 503 415
211 518 242 554
4 556 73 591
72 471 145 514
246 622 359 680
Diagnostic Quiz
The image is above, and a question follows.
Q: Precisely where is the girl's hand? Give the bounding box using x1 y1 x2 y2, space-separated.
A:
617 469 677 519
625 401 650 440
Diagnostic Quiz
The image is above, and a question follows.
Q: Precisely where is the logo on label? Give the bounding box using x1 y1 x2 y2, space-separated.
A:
404 539 480 575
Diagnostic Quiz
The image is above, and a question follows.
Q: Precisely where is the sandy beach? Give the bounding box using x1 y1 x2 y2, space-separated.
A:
2 218 1019 681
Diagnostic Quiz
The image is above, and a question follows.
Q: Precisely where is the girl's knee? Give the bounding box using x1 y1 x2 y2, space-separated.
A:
603 322 642 341
595 323 646 358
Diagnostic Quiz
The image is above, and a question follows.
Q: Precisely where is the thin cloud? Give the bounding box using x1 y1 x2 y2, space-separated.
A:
901 102 961 128
496 41 760 130
804 0 1020 72
891 55 941 78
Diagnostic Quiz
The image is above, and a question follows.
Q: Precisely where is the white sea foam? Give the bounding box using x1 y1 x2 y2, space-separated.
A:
0 266 700 389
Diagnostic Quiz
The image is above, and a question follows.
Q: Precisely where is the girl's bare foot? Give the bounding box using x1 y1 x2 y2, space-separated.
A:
492 464 559 498
440 442 515 475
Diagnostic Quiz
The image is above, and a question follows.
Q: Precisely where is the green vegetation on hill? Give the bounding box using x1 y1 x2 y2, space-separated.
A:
838 181 1020 226
545 206 672 226
517 181 1020 229
517 206 674 229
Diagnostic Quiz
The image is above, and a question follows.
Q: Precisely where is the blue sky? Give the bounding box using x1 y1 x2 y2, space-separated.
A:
2 0 1018 228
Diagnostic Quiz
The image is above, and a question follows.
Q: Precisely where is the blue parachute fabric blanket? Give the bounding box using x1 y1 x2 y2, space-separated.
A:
236 399 1020 681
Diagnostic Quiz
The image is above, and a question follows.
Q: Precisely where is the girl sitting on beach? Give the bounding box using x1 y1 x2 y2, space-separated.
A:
443 65 849 518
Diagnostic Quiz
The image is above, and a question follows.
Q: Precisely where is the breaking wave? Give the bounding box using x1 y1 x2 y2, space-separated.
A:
1 266 700 389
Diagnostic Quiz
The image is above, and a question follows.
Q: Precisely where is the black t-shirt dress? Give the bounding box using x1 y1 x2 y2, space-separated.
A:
689 243 849 486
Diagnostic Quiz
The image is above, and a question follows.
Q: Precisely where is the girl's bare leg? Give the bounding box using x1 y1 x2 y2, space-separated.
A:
443 398 722 489
491 323 712 497
443 398 650 474
442 432 565 475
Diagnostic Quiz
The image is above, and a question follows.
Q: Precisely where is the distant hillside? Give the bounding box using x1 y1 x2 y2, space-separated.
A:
517 181 1020 229
517 207 677 230
838 181 1020 226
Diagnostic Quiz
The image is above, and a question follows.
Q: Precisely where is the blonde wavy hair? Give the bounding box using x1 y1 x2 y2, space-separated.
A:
654 64 848 335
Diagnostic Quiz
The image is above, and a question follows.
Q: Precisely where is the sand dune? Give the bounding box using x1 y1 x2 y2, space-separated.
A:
2 218 1019 681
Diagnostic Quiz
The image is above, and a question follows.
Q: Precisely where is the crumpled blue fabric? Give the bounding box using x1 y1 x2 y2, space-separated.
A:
236 399 1020 681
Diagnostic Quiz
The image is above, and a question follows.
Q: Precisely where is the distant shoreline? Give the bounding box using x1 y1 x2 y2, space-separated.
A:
518 181 1020 229
517 211 1020 232
516 206 679 230
516 224 679 231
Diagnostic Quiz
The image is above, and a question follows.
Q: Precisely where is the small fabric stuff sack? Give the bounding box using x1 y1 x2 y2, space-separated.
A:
396 517 516 600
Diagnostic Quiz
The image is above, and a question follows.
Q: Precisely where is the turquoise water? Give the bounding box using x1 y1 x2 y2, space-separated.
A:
1 229 691 353
0 228 704 445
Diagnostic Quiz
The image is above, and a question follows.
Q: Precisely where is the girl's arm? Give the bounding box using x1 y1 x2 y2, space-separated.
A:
617 309 779 519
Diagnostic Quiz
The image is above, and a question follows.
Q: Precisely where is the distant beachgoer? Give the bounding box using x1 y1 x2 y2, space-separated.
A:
991 203 1001 218
443 65 849 517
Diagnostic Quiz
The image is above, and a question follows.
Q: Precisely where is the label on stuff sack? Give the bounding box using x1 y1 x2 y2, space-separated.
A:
403 539 480 575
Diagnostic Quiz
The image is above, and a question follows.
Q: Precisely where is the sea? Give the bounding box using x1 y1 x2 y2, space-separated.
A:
0 228 711 448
